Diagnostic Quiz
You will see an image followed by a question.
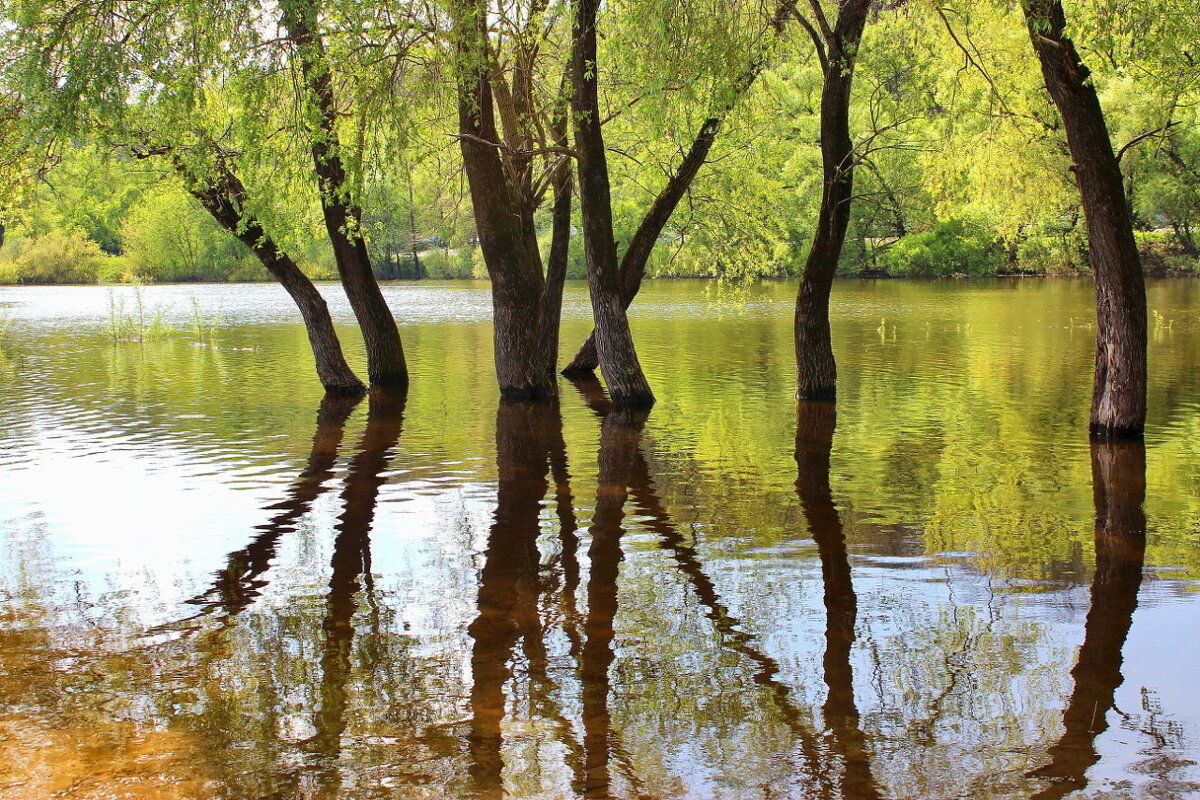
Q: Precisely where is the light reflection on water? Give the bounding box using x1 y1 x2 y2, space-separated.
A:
0 278 1198 799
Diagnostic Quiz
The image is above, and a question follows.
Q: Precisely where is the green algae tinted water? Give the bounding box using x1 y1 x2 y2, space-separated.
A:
0 278 1197 799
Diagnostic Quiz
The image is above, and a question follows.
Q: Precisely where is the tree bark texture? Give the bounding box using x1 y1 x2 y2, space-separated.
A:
281 0 408 388
184 162 365 396
561 0 796 377
571 0 654 406
1029 438 1145 800
540 103 573 376
1023 0 1147 437
794 0 871 401
451 0 553 399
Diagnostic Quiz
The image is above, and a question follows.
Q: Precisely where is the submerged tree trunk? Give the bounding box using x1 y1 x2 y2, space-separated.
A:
561 0 795 377
794 0 871 400
281 0 407 388
571 0 654 406
1023 1 1147 437
183 160 364 395
449 0 553 399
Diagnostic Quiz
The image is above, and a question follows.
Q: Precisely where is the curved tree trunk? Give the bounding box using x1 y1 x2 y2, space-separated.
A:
281 0 407 388
561 1 796 377
794 0 871 401
184 161 364 395
1022 1 1147 437
571 0 654 406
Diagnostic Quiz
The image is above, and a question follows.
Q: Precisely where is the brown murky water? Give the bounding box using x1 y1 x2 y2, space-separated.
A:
0 278 1197 799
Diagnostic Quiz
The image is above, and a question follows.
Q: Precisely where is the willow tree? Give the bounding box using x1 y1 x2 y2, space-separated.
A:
279 0 408 387
792 0 872 400
561 0 798 378
1021 0 1146 436
446 0 573 397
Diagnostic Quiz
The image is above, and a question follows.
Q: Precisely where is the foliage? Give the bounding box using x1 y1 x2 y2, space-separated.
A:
878 219 1003 278
4 229 106 284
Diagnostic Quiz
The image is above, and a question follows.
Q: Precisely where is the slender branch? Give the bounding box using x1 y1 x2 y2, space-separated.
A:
1115 121 1180 164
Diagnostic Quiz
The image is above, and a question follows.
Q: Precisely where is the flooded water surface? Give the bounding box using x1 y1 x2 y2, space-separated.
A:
0 278 1198 799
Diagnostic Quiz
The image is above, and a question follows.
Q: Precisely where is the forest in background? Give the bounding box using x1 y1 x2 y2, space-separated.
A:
1 1 1197 286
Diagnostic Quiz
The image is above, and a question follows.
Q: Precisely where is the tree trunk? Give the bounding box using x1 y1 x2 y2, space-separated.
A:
539 105 573 376
560 116 723 377
184 161 365 396
794 0 871 401
281 0 407 388
561 1 796 377
1023 1 1147 437
449 0 553 399
1029 439 1145 800
571 0 654 406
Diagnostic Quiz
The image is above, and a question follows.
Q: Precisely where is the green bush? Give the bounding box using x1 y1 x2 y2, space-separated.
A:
419 248 475 279
13 230 105 284
1012 219 1088 274
879 219 1003 277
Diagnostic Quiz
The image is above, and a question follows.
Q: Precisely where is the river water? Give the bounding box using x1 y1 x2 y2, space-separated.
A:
0 278 1197 799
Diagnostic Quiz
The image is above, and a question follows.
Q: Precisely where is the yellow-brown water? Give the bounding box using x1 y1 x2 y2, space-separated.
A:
0 279 1197 799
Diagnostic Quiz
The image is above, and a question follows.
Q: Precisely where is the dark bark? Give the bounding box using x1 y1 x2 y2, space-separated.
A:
183 160 365 395
281 0 408 388
1029 438 1146 800
1023 1 1147 436
795 402 882 799
561 1 796 377
450 0 553 399
571 0 654 406
540 100 574 376
794 0 871 400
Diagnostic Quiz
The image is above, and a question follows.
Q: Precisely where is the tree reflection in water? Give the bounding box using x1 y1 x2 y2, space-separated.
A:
307 387 408 795
1029 437 1147 800
795 401 882 800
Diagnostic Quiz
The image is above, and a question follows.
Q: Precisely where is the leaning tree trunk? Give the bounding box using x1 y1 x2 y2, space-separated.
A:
539 98 574 377
794 0 871 401
185 162 364 395
571 0 654 406
281 0 407 388
1023 0 1147 437
449 0 553 399
561 0 796 378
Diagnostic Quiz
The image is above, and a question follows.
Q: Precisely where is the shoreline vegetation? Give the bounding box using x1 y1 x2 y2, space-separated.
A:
1 228 1196 287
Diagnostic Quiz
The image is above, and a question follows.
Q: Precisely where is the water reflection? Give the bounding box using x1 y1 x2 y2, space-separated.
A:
1030 438 1147 800
795 402 882 800
468 400 565 797
310 388 407 795
192 394 364 619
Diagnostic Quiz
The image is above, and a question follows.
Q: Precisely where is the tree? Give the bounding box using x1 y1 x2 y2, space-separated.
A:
1021 0 1146 436
569 0 655 406
279 0 408 388
172 147 366 394
793 0 872 400
446 0 573 397
561 0 798 377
